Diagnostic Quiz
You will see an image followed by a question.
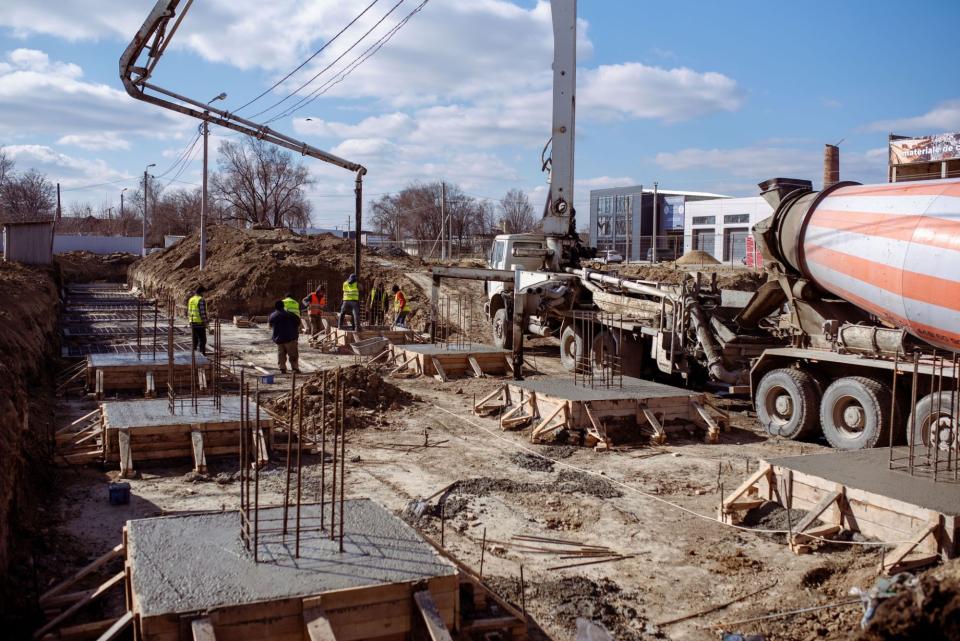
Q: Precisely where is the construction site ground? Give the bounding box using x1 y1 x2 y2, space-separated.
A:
34 276 913 641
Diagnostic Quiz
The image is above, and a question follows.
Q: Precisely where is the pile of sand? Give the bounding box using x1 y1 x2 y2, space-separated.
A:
129 225 425 319
675 249 721 266
269 365 418 421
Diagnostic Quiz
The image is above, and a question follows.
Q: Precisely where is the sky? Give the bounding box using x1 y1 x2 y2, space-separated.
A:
0 0 958 230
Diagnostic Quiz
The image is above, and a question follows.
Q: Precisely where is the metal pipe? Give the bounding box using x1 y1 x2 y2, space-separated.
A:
254 389 260 562
568 268 677 303
339 385 346 552
295 387 304 557
330 368 339 540
283 372 296 537
319 370 327 529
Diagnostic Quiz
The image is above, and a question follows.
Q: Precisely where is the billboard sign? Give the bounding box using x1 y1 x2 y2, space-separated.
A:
889 132 960 165
661 196 685 231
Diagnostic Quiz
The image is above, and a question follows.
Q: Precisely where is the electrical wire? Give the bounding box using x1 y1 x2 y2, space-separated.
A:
433 404 918 547
249 0 408 120
265 0 428 124
232 0 382 114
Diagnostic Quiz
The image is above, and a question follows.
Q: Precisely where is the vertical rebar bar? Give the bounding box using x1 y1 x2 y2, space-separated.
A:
319 370 327 528
239 375 246 549
519 564 526 618
934 353 945 480
296 386 304 558
254 389 261 562
152 300 158 360
137 295 142 359
283 372 296 537
888 351 900 469
330 368 340 540
480 527 486 580
339 384 346 553
908 352 920 476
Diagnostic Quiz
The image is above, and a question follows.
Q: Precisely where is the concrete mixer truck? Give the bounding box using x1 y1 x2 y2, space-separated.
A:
738 176 960 451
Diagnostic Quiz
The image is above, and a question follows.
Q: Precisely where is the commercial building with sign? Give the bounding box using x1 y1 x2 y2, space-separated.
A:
588 186 727 261
682 196 772 264
889 132 960 182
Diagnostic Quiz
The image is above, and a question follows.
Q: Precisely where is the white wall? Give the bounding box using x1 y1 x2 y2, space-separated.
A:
683 196 772 262
52 235 143 255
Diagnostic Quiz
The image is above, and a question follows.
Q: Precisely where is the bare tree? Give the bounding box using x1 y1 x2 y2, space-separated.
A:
0 169 56 221
212 138 313 228
370 194 403 241
499 188 535 233
0 148 13 187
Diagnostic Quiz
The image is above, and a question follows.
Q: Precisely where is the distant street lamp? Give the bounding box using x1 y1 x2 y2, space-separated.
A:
201 92 227 271
143 163 156 256
120 187 128 218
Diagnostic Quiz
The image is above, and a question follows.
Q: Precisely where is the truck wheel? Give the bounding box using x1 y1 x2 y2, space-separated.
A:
908 392 958 452
492 307 512 350
559 325 583 372
590 331 618 374
756 368 819 439
819 377 890 450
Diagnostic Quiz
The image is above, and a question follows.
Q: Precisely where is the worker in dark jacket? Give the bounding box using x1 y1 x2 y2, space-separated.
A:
187 285 208 355
268 300 300 374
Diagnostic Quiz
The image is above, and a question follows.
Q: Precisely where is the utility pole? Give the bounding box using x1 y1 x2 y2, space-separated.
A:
440 181 447 260
56 183 61 222
201 119 208 270
200 94 226 272
143 163 155 256
120 187 127 218
651 181 659 263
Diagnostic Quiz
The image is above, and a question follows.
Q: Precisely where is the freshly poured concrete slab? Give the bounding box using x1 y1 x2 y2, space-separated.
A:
88 351 209 367
402 343 507 355
510 375 698 401
102 397 249 429
127 499 457 617
767 447 960 516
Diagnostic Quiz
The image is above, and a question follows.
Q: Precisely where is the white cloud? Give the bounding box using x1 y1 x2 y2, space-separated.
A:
655 146 821 178
576 176 636 189
864 99 960 134
0 48 186 144
57 133 131 151
580 63 742 122
4 144 129 188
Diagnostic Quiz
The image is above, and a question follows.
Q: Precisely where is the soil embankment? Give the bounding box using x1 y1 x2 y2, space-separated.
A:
129 225 429 321
56 251 138 283
0 262 60 603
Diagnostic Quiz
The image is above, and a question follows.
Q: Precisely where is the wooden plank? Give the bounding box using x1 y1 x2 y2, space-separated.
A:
34 571 125 639
40 617 119 641
791 490 841 537
40 544 123 605
641 408 666 444
530 403 566 442
118 430 134 478
721 464 772 520
191 617 216 641
432 360 449 383
94 612 134 641
691 400 720 442
303 606 338 641
190 429 207 474
883 521 939 571
413 590 453 641
467 356 485 379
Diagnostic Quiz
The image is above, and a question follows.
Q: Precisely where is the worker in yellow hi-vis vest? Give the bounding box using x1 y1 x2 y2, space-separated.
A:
338 274 362 331
187 285 208 355
282 292 302 333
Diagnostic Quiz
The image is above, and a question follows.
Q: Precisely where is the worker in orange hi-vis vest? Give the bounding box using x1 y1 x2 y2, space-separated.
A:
301 286 327 337
391 284 410 328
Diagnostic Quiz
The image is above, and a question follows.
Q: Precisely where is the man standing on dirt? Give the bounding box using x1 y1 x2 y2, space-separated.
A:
301 286 327 336
368 281 383 325
391 284 410 327
269 300 301 374
282 291 303 333
339 273 361 331
187 285 208 355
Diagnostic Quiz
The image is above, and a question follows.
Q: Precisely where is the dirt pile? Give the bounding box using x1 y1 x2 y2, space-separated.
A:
675 249 721 266
855 561 960 641
486 575 656 641
129 225 427 318
268 365 418 421
0 262 59 620
55 251 138 283
593 262 765 292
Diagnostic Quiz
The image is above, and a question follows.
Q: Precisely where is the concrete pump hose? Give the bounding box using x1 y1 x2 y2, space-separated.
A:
686 297 745 385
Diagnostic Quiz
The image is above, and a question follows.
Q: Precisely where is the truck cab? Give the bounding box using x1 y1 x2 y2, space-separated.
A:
485 233 555 348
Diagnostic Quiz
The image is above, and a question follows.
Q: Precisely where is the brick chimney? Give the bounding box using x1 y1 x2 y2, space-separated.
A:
823 144 840 189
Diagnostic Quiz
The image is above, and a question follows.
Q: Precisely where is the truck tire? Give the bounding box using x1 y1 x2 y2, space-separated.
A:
492 307 512 350
907 392 958 452
756 368 819 439
591 330 618 374
559 325 583 372
819 376 891 450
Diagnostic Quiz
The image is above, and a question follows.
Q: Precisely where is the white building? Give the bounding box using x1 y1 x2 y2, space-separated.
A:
682 196 772 264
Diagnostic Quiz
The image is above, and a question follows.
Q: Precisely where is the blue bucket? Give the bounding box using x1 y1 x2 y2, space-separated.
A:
109 482 131 505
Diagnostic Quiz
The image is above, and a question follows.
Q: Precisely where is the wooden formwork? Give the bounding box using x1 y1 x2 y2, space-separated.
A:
473 377 720 448
388 344 510 381
720 450 960 574
311 326 419 351
85 353 211 396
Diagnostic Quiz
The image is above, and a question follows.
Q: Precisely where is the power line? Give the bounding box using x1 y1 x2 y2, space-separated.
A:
233 0 382 114
250 0 408 120
266 0 428 124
